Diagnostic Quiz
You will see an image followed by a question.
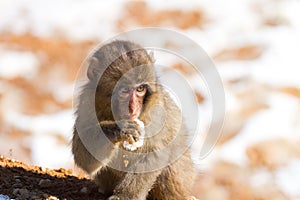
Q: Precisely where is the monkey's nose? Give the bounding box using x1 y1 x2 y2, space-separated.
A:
129 92 139 115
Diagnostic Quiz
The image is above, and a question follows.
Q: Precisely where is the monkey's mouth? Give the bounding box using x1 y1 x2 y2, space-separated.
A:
129 110 140 120
129 114 138 120
119 113 138 120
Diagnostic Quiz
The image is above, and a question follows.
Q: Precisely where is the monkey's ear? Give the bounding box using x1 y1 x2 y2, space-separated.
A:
87 57 101 81
149 51 156 63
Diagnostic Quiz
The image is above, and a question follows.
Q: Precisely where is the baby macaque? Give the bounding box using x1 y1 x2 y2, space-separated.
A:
72 40 196 200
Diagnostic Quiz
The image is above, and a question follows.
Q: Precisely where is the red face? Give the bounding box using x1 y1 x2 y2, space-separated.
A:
116 84 147 120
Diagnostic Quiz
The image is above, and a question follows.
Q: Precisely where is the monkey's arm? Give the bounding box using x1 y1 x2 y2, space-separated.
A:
72 121 121 175
72 129 104 174
72 120 142 175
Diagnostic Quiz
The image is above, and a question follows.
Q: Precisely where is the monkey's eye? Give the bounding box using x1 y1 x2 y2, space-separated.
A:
136 85 147 96
136 85 145 92
119 87 130 94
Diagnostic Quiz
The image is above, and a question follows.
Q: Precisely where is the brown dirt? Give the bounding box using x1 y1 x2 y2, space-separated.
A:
0 156 199 200
0 156 105 200
0 34 97 115
213 44 266 61
117 1 206 31
278 87 300 99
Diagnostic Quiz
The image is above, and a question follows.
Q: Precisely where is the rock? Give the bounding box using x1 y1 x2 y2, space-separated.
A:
12 183 22 188
12 189 19 196
30 195 40 200
38 179 51 188
18 189 30 199
80 187 88 194
12 188 30 199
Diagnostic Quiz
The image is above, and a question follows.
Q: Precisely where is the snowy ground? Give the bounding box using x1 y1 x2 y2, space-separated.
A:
0 0 299 199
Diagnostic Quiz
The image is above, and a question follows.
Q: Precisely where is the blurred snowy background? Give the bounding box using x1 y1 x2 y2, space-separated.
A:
0 0 300 199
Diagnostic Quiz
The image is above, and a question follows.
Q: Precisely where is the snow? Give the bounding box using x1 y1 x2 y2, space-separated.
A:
275 160 300 199
249 167 274 188
0 0 124 41
217 93 300 165
148 0 203 11
0 49 40 79
30 134 73 169
250 28 300 87
3 109 74 169
4 110 74 136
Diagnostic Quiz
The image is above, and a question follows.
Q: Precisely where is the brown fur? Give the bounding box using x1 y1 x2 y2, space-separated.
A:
72 40 196 200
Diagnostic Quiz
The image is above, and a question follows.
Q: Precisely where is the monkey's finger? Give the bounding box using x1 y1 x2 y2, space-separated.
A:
125 120 139 128
127 129 141 140
126 135 135 144
132 131 141 142
120 129 136 143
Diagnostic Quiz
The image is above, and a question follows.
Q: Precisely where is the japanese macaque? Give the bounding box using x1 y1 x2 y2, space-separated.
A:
72 40 196 200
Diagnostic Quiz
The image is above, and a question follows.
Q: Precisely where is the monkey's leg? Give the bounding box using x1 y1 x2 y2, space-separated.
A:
108 171 162 200
93 167 124 196
149 154 196 200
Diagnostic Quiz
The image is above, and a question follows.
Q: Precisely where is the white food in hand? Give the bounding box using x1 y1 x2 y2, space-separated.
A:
123 119 145 151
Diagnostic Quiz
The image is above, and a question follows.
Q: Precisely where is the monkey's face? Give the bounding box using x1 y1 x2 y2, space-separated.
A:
116 83 147 120
111 65 156 121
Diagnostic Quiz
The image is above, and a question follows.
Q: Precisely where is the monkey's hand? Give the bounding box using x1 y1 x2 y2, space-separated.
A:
117 119 143 144
122 119 145 151
99 119 145 150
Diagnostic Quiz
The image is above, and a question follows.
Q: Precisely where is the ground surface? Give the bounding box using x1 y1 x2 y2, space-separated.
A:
0 156 200 200
0 156 104 200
